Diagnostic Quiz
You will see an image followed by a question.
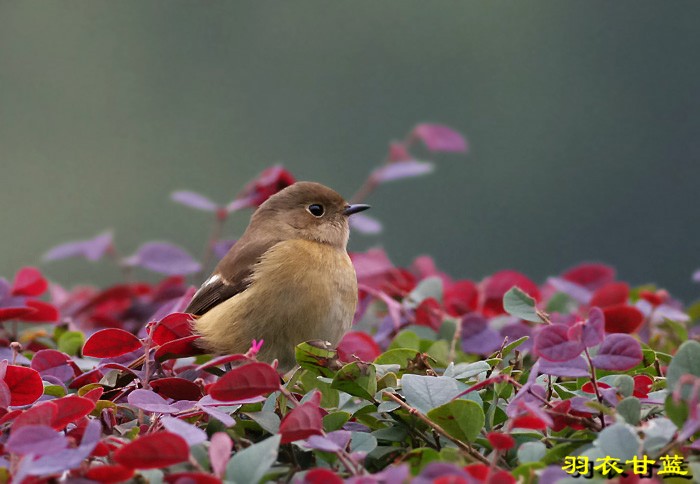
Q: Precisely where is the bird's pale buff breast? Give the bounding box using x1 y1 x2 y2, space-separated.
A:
194 239 357 370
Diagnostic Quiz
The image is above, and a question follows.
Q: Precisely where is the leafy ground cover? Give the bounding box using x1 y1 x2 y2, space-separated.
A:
1 124 699 483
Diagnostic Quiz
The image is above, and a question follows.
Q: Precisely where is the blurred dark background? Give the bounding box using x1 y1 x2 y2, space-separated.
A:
2 2 699 301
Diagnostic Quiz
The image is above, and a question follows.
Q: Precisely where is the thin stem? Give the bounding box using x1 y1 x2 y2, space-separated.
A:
448 318 461 363
583 348 606 429
199 214 227 278
384 392 491 465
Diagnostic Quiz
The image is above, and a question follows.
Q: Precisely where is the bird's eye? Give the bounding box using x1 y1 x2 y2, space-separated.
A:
307 204 325 217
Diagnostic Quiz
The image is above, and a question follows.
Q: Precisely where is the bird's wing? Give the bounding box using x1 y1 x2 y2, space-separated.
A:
185 233 282 316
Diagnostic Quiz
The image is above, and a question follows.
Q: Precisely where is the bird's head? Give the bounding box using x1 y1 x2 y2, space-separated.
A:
252 181 370 249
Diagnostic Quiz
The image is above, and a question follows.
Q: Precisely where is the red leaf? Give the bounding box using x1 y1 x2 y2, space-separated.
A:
633 374 653 398
562 263 616 290
303 468 344 484
590 282 629 308
337 331 382 362
511 414 548 430
51 396 95 429
582 381 611 394
12 402 58 432
20 300 59 323
4 365 43 406
85 465 135 483
0 306 36 322
83 328 142 358
234 165 296 208
482 270 540 317
11 267 48 297
113 431 189 469
81 386 104 402
487 471 517 484
414 298 443 331
465 464 490 481
164 473 222 484
151 312 194 345
151 377 203 401
69 369 103 389
487 431 515 450
209 362 280 401
279 401 323 444
154 335 203 361
639 289 668 307
444 280 479 317
603 305 645 333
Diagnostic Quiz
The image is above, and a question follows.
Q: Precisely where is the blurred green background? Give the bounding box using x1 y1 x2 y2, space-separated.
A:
2 2 699 300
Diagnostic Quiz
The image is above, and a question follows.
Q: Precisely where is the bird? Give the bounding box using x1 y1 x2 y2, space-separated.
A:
186 181 370 371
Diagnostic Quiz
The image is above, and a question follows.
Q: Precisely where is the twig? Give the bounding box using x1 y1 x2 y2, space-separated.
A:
384 392 491 465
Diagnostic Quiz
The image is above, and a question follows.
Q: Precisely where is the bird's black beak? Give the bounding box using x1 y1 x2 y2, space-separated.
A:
343 204 371 216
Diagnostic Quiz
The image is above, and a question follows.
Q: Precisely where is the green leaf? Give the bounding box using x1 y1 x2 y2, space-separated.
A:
323 411 351 432
226 434 281 484
245 411 280 434
616 397 641 425
350 432 378 454
403 447 440 475
500 336 530 358
666 340 700 399
43 384 66 398
58 331 84 356
426 399 484 442
593 422 641 461
388 331 421 351
374 348 420 368
331 362 377 400
295 341 340 378
406 277 443 307
517 441 546 463
401 374 468 414
665 393 689 428
545 292 576 314
503 287 543 323
443 361 490 380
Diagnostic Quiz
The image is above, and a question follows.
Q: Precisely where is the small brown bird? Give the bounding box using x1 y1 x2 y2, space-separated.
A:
186 182 370 371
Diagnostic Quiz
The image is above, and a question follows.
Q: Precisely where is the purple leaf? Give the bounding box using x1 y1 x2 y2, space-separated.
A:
582 307 605 347
412 123 468 153
693 269 700 283
372 160 434 183
160 416 207 446
6 425 68 456
26 420 101 476
349 213 383 234
0 380 11 409
125 242 201 275
539 355 590 377
592 334 643 371
305 435 342 452
43 231 113 262
225 197 253 213
546 277 592 304
209 432 233 478
306 430 351 452
198 404 236 427
127 389 176 414
171 191 219 212
534 324 585 362
460 314 504 355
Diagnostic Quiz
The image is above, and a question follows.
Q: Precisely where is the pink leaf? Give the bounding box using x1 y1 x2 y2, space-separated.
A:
412 123 467 152
209 432 233 478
